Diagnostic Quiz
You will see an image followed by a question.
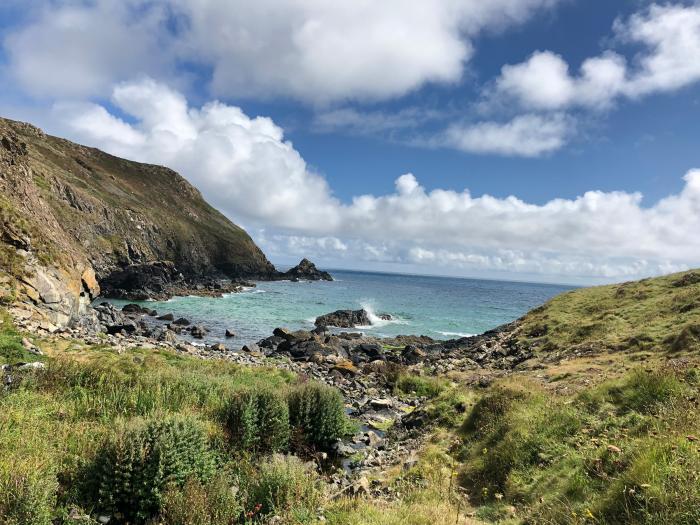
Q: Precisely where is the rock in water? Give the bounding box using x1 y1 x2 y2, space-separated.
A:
225 329 235 338
282 258 333 281
315 309 371 328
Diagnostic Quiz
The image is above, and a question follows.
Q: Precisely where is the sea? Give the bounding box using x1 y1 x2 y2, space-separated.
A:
104 269 574 348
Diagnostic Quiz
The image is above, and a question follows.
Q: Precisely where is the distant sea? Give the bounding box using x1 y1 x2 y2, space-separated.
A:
106 269 574 348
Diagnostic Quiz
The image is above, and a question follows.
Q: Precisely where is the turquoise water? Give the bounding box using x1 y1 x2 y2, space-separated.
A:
106 270 573 347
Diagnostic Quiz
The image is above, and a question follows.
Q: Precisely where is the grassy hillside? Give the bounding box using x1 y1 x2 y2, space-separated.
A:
516 269 700 358
3 269 700 524
0 116 276 282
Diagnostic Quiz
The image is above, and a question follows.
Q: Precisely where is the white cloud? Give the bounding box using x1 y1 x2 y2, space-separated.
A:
51 78 700 280
312 107 442 135
491 3 700 111
442 113 573 157
2 0 562 103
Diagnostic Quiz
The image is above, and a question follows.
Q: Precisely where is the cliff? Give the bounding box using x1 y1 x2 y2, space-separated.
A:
0 117 276 327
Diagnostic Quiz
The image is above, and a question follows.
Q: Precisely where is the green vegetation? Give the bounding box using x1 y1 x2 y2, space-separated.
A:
0 313 336 524
517 269 700 357
288 382 348 450
225 388 290 453
456 368 699 524
94 416 216 522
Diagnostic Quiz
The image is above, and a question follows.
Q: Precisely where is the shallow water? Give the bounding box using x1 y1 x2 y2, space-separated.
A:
104 269 573 348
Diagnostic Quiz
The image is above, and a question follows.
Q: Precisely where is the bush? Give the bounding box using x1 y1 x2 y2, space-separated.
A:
225 388 289 453
395 374 446 399
288 382 346 450
160 474 241 525
0 465 57 525
95 416 215 522
245 454 321 519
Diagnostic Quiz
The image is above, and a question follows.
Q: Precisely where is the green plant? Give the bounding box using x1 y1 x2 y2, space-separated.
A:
610 368 687 414
288 382 347 450
225 388 290 454
245 454 321 519
0 464 57 525
95 416 215 522
160 474 241 525
394 373 446 399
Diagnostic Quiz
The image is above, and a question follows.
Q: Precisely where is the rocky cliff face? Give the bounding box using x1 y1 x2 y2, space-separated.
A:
0 117 276 327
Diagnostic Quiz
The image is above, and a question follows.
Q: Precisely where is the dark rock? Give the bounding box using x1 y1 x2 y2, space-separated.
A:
242 343 260 353
354 343 384 361
258 335 285 349
106 321 137 335
100 261 185 301
122 303 147 314
315 309 371 328
189 325 207 338
156 313 174 321
225 329 235 338
172 318 190 326
282 258 333 281
401 345 426 364
210 343 226 352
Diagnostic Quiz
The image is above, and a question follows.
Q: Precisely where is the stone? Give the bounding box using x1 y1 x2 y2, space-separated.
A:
19 362 46 370
225 329 235 338
242 343 261 353
189 325 207 338
315 309 371 328
172 317 190 326
156 313 174 321
122 303 146 314
607 445 622 454
333 360 359 376
210 343 226 352
370 398 393 410
365 431 382 448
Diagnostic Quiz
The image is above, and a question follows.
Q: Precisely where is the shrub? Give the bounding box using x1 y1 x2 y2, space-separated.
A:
160 474 241 525
461 386 528 438
95 416 215 522
288 382 346 450
395 374 446 399
0 465 57 525
245 454 321 519
225 388 289 453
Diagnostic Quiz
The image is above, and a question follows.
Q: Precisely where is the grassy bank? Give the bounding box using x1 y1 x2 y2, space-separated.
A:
0 312 350 524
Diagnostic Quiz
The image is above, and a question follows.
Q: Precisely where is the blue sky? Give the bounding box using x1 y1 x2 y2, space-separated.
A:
1 0 699 283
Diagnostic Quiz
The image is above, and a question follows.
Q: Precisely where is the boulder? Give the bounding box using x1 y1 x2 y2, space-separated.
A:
242 343 260 353
189 325 207 338
225 329 235 338
210 343 226 352
370 398 393 410
156 313 174 321
333 360 359 376
282 258 333 281
315 309 371 328
172 317 190 326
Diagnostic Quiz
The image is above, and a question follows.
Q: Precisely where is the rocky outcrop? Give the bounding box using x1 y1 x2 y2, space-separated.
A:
281 258 333 281
0 116 277 325
315 309 392 328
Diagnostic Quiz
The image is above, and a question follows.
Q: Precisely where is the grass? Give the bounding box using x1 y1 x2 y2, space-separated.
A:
517 269 700 357
455 367 700 524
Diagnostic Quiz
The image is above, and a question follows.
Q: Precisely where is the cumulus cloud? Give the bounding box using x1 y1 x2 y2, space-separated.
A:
51 78 700 280
2 0 562 103
491 3 700 111
442 113 573 157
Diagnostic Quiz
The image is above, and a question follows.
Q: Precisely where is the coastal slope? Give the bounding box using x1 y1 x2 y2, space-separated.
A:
0 117 276 326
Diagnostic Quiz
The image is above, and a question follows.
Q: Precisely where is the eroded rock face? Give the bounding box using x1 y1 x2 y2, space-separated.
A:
0 116 277 326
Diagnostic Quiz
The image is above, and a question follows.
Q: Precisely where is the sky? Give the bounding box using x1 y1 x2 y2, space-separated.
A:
1 0 699 285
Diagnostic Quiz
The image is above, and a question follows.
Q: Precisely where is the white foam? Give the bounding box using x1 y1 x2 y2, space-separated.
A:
437 331 475 338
